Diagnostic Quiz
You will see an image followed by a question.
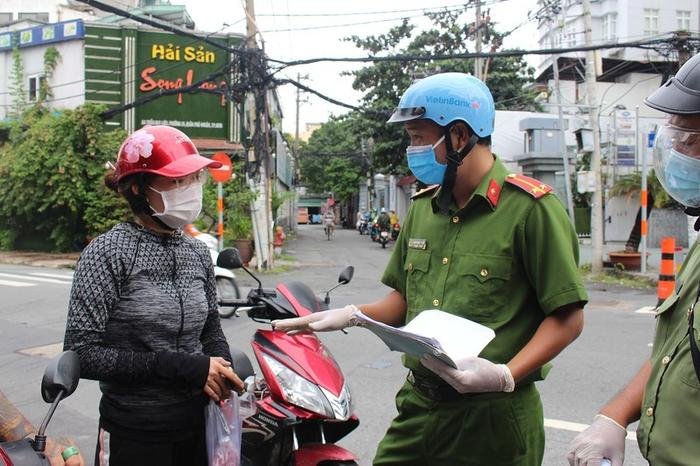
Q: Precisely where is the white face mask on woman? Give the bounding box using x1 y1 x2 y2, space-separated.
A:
149 182 203 229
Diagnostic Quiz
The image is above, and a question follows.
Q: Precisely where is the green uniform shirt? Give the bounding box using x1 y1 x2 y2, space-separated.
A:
381 158 588 381
637 239 700 465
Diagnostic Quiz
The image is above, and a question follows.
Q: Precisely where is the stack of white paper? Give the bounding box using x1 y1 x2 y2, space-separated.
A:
355 309 495 368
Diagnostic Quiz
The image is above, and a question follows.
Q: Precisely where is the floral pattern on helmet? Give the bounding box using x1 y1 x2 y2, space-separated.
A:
122 130 156 163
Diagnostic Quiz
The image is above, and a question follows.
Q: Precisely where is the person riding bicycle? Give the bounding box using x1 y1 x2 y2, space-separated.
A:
323 209 335 235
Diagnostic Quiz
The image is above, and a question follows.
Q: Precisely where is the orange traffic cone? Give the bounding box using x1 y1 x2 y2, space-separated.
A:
657 237 676 306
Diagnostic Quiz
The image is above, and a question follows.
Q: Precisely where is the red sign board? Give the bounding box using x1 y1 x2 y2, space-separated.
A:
209 152 232 182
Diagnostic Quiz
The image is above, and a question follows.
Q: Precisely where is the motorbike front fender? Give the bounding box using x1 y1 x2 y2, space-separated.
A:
293 443 357 465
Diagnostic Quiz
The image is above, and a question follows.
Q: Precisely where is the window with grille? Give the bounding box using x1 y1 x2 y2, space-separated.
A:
28 75 47 102
677 10 691 31
643 8 659 36
602 14 617 41
18 12 49 22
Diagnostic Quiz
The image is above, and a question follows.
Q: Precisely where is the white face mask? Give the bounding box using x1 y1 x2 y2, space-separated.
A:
149 182 203 229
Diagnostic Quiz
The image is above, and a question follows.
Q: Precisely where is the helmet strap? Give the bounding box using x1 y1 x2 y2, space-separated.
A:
436 125 479 214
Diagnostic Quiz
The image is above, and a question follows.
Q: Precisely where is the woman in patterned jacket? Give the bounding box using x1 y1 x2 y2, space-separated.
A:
63 125 243 466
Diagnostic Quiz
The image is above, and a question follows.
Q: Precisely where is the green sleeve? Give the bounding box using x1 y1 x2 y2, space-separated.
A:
519 195 588 314
380 204 413 295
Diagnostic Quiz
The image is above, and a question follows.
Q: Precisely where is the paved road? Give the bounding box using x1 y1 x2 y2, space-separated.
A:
0 224 656 465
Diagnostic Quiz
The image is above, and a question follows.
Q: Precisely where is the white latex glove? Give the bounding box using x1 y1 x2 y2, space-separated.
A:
271 305 359 334
566 414 627 466
419 354 515 393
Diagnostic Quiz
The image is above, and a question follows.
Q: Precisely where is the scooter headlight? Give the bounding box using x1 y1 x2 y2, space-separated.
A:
262 354 336 418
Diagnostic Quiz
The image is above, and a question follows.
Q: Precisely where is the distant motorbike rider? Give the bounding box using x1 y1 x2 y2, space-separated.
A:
377 208 391 231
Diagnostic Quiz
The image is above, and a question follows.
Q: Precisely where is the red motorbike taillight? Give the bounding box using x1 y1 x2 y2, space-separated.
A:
0 446 13 466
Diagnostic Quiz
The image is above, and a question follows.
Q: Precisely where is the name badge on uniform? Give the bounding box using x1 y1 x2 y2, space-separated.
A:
408 238 427 250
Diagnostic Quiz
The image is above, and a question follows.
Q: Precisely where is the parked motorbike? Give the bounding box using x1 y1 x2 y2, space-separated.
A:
216 248 359 466
185 225 241 318
0 351 80 466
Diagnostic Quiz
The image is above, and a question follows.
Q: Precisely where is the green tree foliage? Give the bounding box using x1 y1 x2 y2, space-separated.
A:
9 48 26 118
39 47 61 102
298 118 363 200
342 7 539 173
297 8 538 192
0 104 127 251
199 163 258 241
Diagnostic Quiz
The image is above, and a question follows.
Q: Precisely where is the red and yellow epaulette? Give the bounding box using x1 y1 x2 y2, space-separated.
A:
411 184 439 200
504 173 552 199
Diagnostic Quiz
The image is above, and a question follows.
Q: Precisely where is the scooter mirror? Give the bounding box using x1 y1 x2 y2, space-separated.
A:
217 247 244 269
41 351 80 403
338 266 354 285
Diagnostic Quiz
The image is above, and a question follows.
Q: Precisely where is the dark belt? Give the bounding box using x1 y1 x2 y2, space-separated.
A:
406 370 463 402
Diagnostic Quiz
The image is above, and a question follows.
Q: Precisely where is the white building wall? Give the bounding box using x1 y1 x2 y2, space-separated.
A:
539 72 667 120
537 0 699 77
0 39 85 120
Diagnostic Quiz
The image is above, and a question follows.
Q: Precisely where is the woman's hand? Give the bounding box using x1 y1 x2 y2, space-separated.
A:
44 439 84 466
203 357 244 402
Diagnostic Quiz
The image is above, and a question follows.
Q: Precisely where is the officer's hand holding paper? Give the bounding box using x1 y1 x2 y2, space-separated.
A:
354 309 495 370
420 354 515 393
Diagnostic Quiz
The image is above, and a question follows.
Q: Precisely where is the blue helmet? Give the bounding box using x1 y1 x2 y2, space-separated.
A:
387 72 495 137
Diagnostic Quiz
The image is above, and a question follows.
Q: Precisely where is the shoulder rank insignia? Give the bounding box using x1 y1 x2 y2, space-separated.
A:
411 184 439 200
504 173 552 199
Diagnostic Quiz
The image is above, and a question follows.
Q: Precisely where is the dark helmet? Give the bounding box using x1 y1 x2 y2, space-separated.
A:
645 54 700 115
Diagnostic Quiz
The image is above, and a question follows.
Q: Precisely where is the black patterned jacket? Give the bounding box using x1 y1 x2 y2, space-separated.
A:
64 222 231 439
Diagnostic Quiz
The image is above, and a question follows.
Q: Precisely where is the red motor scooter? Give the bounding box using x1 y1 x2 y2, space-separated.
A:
216 248 359 466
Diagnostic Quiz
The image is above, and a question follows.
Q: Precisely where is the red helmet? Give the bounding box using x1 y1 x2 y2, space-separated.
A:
115 125 221 181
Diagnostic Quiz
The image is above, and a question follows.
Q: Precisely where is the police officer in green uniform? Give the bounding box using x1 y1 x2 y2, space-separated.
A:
274 72 588 465
568 54 700 466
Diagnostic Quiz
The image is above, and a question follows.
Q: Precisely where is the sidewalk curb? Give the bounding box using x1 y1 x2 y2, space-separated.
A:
0 251 79 269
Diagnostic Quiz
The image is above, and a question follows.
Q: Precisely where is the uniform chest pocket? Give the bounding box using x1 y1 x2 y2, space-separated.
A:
404 249 431 309
681 308 700 390
455 254 513 320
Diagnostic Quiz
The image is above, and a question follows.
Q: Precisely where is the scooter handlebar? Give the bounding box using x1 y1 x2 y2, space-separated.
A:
218 298 253 307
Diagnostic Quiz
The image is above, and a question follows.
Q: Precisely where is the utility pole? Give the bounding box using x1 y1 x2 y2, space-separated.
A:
295 73 301 152
474 0 482 80
294 73 308 156
245 0 273 269
582 0 604 273
549 11 576 227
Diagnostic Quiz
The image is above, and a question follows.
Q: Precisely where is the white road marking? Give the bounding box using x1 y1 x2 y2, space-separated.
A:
635 306 657 314
0 279 36 287
0 272 72 285
30 272 74 280
17 342 64 358
545 418 637 441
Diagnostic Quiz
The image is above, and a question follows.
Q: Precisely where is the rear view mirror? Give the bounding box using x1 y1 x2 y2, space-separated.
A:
41 351 80 403
217 247 244 269
338 266 354 285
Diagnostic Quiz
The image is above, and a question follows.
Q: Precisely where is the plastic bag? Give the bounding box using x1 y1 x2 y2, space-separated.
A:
205 391 242 466
238 388 257 420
